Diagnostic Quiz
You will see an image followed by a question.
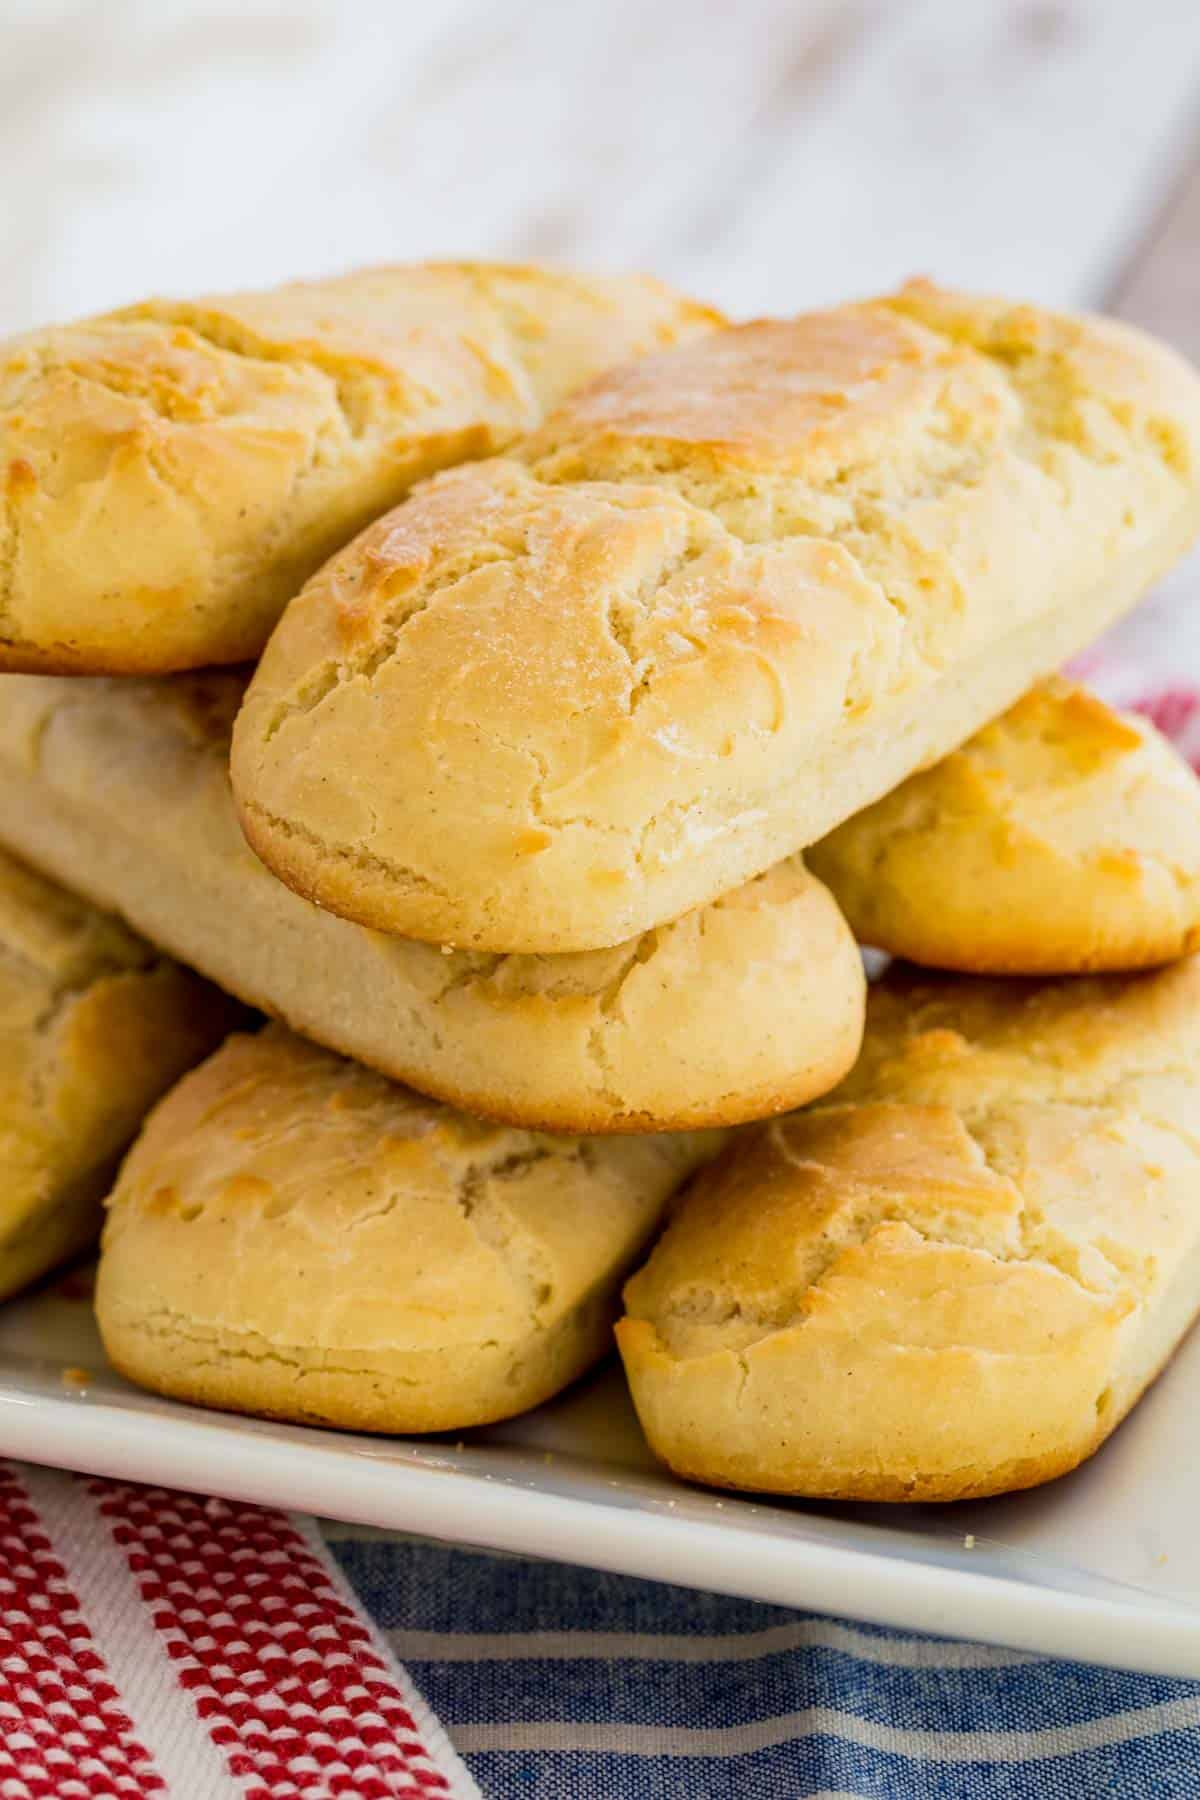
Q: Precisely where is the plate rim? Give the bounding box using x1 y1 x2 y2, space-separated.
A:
6 1379 1200 1681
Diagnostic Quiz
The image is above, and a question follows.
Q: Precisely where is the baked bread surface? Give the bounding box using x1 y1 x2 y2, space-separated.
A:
810 678 1200 972
0 671 864 1132
97 1026 721 1432
232 282 1200 950
0 844 237 1300
618 957 1200 1501
0 263 719 673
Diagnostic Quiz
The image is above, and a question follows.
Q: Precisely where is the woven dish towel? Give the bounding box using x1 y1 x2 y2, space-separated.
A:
0 1462 480 1799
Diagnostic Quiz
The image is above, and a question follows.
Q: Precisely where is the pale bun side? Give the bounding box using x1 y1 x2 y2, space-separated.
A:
0 671 864 1132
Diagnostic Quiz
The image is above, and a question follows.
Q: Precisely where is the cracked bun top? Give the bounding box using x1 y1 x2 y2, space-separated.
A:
232 282 1200 951
96 1025 720 1431
0 840 238 1300
809 678 1200 973
617 956 1200 1500
0 262 720 673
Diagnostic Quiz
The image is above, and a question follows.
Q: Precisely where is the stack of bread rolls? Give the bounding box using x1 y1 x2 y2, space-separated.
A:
3 262 1200 1503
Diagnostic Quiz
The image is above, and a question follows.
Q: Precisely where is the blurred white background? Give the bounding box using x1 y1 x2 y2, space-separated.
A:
2 0 1199 337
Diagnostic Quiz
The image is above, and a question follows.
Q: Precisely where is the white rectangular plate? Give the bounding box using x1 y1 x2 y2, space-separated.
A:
3 1268 1199 1679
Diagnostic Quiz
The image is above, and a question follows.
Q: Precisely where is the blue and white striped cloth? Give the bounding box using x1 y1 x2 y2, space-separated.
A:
329 1535 1200 1798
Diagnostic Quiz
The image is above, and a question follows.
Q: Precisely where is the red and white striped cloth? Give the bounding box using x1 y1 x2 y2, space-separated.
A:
0 1462 479 1800
1 575 1198 1800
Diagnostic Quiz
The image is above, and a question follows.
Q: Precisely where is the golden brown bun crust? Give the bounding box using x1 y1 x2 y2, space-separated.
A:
0 671 864 1132
0 263 720 674
97 1027 721 1432
0 844 238 1301
810 679 1200 973
618 957 1200 1501
233 282 1200 951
